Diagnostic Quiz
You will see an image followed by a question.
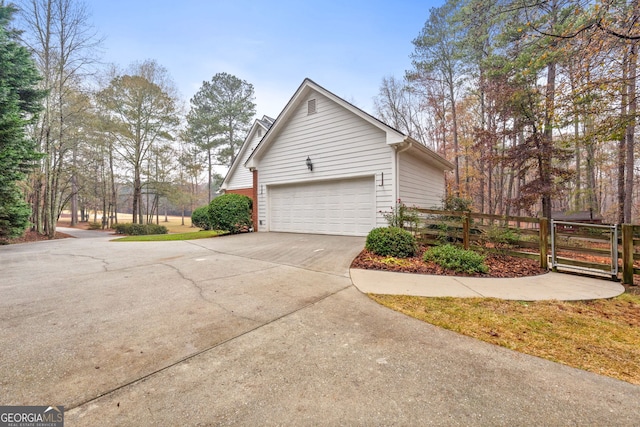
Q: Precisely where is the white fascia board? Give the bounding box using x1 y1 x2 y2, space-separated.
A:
385 131 407 146
403 136 455 171
246 78 417 169
222 119 269 187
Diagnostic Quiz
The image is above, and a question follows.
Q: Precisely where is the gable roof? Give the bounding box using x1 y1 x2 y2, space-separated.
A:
220 115 275 190
245 78 453 171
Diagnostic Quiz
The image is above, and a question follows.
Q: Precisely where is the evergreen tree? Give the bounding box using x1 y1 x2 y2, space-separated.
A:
186 73 255 202
410 1 466 196
0 4 43 242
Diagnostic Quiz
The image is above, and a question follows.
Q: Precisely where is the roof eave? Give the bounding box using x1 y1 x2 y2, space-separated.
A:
221 118 271 188
397 136 454 171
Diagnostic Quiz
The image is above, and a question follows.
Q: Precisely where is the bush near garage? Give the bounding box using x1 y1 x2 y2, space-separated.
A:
113 223 168 235
365 227 417 258
423 244 488 274
208 193 253 234
191 206 211 230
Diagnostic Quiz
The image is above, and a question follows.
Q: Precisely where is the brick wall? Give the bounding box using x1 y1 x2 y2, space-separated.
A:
226 186 257 231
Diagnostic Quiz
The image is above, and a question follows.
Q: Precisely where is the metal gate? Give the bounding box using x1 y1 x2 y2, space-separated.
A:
550 220 619 279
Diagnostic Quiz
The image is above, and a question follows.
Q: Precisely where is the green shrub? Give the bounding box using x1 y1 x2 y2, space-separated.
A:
365 227 417 258
485 225 520 247
191 206 211 230
381 199 420 230
113 223 168 235
87 222 102 230
208 193 252 234
442 195 472 212
423 244 488 274
436 221 455 244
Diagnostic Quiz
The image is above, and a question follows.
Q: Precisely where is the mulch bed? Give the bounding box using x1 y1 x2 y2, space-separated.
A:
6 230 73 244
4 219 96 244
351 246 548 278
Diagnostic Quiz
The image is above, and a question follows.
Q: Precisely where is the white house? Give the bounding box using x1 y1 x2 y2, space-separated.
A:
228 78 453 237
219 115 274 224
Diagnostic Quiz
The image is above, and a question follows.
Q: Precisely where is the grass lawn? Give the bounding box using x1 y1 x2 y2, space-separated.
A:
113 230 226 242
369 292 640 385
110 213 197 234
58 212 199 234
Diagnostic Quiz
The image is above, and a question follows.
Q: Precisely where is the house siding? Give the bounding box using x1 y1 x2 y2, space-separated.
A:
398 151 446 209
227 130 262 190
256 90 394 231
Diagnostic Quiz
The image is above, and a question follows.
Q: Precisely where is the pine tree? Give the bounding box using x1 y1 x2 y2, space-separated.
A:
0 4 44 242
186 73 255 202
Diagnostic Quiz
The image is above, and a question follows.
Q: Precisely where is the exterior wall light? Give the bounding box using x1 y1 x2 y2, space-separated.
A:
306 156 313 171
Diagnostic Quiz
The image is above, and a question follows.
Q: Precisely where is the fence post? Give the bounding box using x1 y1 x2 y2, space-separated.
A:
539 218 549 270
622 224 634 285
463 214 470 250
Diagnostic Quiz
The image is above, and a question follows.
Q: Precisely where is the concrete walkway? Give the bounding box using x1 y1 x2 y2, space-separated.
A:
57 226 116 239
350 269 626 300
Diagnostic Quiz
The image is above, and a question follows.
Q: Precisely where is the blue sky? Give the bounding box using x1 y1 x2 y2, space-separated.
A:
89 0 444 118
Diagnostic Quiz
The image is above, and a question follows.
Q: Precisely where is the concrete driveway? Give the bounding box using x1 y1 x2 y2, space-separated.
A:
1 231 639 426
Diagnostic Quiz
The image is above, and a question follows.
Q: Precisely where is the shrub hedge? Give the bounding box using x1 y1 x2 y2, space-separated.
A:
113 223 168 235
365 227 417 258
191 206 211 230
423 244 488 274
208 193 252 234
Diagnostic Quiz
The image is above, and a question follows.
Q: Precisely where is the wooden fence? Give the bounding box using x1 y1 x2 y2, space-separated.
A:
412 208 639 285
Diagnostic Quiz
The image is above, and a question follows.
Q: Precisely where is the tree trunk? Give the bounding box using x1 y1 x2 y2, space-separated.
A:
585 119 599 217
541 58 557 220
479 81 486 214
574 113 581 211
207 145 212 203
109 142 117 226
71 146 78 226
624 40 637 223
133 167 140 224
464 145 470 197
619 49 629 223
505 164 515 218
569 61 583 212
448 77 460 196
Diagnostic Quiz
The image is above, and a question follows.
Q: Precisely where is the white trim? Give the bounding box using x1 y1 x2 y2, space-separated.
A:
220 117 273 191
245 79 452 171
258 172 377 188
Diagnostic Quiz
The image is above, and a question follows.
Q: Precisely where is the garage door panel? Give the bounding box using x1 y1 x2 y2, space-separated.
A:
269 177 375 236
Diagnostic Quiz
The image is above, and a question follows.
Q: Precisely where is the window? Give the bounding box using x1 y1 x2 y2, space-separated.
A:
307 98 317 115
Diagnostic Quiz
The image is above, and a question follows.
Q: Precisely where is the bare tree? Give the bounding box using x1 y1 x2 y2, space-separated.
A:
97 60 179 224
373 76 430 147
18 0 101 236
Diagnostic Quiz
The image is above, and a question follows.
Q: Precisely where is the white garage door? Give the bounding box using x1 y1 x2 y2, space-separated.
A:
269 177 375 236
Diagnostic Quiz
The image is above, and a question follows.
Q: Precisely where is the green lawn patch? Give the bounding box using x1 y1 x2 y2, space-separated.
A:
113 230 227 242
